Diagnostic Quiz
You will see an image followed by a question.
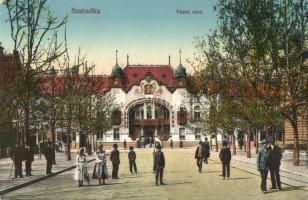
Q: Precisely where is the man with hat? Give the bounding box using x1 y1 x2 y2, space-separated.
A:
268 139 282 190
128 146 137 174
257 139 270 193
44 141 55 175
153 142 165 186
110 143 120 179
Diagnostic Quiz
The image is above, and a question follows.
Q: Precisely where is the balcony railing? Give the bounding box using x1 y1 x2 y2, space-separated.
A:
129 118 170 126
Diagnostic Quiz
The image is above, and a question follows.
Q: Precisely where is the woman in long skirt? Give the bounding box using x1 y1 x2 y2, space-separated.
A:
74 148 89 187
93 145 109 185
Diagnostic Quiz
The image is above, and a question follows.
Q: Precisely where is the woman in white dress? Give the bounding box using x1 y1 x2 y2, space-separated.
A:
93 145 109 185
74 148 89 187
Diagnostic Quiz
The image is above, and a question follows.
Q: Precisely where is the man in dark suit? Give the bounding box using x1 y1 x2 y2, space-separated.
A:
44 142 54 175
110 144 120 179
195 141 205 172
257 139 270 193
25 145 34 176
219 141 231 179
202 137 210 164
11 144 23 178
268 139 282 190
153 143 165 186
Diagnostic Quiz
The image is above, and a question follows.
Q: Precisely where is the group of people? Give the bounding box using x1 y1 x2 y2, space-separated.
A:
74 142 166 187
257 139 282 193
10 142 55 178
10 145 34 178
136 137 155 148
195 137 282 193
194 138 211 173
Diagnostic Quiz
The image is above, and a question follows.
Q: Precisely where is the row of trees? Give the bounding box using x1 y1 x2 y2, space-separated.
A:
191 0 307 165
0 0 115 160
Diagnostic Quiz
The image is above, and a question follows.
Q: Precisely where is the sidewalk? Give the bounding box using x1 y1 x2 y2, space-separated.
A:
210 149 308 183
0 152 94 195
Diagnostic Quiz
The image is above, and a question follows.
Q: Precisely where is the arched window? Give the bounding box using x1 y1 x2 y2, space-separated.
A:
146 103 152 119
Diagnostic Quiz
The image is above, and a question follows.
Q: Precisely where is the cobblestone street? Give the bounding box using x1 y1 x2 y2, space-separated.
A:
1 148 307 200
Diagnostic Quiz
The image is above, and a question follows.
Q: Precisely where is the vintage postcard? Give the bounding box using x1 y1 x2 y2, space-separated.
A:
0 0 307 199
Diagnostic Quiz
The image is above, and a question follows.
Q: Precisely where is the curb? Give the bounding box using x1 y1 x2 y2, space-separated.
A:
0 158 95 196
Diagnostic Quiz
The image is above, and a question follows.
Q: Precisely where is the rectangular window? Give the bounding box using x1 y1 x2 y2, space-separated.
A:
194 112 200 121
179 128 185 140
113 128 120 140
276 130 283 141
195 128 201 140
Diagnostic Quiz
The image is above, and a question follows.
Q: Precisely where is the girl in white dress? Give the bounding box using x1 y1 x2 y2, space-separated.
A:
74 148 89 187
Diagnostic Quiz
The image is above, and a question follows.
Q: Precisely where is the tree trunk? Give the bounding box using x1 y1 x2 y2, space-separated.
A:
264 125 269 141
246 128 251 158
244 132 246 152
255 128 259 154
66 119 71 161
23 102 30 147
232 132 236 155
271 125 276 142
215 133 218 152
51 120 56 164
291 120 300 166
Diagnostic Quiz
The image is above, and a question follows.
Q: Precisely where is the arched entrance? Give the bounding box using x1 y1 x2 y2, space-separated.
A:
127 99 170 141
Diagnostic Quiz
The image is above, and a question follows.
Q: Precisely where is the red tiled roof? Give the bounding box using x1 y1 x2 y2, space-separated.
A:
123 65 175 91
38 76 110 97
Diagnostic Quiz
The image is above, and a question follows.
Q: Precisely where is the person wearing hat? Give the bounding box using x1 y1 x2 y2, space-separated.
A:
195 141 205 173
268 139 282 190
128 146 137 174
202 137 210 164
110 144 120 179
219 141 231 179
93 145 109 185
153 143 165 186
44 141 55 175
257 139 270 193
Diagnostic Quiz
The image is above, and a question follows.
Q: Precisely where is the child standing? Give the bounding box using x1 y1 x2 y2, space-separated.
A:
128 146 137 174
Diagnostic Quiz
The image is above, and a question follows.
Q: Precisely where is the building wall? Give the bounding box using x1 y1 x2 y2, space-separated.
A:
103 79 201 143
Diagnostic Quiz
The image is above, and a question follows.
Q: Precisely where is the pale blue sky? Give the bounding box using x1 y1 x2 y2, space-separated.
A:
0 0 217 74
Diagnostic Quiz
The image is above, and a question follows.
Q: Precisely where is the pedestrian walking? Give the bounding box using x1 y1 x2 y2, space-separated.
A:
203 137 210 164
257 139 270 193
128 146 137 174
153 143 165 186
123 139 127 150
195 141 205 173
110 144 120 179
238 138 243 151
11 144 23 178
93 145 109 185
170 139 173 149
75 148 90 187
25 146 34 176
44 141 55 175
219 141 231 179
268 139 282 190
